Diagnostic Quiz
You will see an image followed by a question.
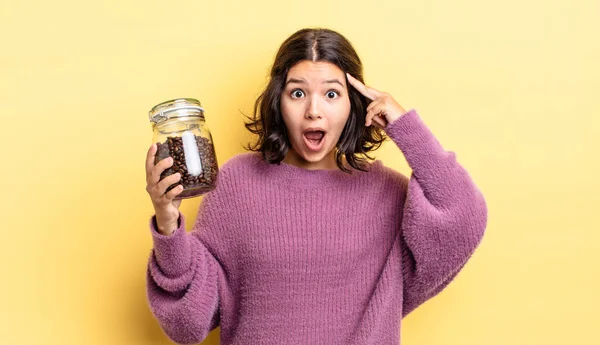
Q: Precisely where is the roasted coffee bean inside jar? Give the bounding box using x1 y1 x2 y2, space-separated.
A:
155 135 218 198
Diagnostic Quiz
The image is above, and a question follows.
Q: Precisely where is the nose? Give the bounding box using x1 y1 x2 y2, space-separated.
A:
305 97 322 120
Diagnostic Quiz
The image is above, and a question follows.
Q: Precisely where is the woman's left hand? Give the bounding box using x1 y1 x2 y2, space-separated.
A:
346 73 407 129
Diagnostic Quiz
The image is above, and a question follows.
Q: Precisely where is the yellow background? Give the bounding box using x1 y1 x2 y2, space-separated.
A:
1 0 598 344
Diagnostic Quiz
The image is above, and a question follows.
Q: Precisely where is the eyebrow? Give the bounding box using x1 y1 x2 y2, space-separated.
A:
285 78 345 87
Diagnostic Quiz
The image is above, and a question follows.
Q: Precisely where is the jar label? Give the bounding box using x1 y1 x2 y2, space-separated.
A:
182 130 203 176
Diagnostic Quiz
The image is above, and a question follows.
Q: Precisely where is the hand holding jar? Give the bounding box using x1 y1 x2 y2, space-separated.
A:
145 143 183 235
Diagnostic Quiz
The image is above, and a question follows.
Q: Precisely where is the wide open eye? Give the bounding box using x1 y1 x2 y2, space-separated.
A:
326 90 339 99
291 89 305 98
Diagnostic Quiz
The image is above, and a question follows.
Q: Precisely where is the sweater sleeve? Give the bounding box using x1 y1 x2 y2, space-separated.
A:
384 109 488 318
146 186 228 344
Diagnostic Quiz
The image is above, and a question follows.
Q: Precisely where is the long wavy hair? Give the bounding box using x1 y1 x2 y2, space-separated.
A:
244 28 387 173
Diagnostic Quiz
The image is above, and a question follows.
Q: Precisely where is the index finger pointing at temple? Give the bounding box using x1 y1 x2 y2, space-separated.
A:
346 73 385 101
346 73 382 101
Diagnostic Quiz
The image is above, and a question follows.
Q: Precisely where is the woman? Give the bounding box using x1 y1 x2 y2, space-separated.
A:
144 28 487 344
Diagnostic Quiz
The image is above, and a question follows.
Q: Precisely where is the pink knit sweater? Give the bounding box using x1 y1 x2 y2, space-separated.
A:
146 109 487 344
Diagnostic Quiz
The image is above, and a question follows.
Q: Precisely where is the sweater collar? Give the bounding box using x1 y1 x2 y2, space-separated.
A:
253 153 382 190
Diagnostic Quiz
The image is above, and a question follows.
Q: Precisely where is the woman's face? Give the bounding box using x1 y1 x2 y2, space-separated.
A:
280 60 351 170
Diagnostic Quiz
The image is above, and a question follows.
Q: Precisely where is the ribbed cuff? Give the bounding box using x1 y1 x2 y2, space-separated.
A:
149 211 192 278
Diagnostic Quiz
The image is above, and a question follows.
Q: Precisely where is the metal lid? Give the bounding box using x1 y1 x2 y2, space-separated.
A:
149 98 205 124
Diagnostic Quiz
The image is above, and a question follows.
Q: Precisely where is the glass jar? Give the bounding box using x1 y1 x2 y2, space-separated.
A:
149 98 219 199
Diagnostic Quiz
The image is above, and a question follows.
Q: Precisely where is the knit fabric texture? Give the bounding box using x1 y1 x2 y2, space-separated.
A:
146 109 488 344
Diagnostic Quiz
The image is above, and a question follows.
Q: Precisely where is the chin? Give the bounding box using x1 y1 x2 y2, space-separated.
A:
300 151 335 167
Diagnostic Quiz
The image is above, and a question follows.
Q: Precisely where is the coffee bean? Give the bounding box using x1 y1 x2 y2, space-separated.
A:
154 134 218 199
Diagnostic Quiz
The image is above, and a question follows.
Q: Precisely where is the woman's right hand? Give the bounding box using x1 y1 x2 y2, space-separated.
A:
145 143 183 235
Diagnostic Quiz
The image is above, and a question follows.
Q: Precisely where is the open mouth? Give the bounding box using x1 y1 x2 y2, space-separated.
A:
303 130 326 152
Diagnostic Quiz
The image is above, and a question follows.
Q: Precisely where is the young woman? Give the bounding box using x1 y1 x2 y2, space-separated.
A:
144 28 487 345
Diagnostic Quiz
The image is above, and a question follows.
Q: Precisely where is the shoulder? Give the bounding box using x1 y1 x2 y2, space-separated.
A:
368 159 410 192
218 151 262 177
370 159 408 182
201 152 260 205
211 152 266 191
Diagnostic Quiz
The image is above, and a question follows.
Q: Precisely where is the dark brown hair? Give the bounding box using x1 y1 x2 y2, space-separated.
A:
244 28 387 173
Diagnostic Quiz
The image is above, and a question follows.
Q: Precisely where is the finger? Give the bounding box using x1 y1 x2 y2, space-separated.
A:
365 103 388 127
145 143 157 175
366 98 385 114
164 184 184 201
372 114 387 128
346 73 385 100
157 173 182 196
346 73 375 100
365 102 384 126
149 156 174 186
366 85 385 98
367 112 387 128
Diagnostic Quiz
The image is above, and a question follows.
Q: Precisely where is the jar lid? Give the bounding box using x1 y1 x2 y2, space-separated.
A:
149 98 205 124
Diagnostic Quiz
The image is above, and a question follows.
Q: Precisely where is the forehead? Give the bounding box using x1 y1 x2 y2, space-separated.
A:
286 60 345 81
